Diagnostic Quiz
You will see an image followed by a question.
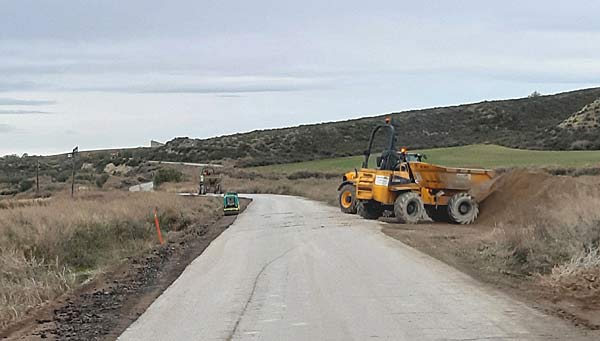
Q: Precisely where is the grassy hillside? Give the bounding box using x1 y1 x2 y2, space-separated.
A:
251 144 600 174
149 87 600 167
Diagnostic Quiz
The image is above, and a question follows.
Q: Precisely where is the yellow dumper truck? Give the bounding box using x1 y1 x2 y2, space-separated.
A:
338 118 495 224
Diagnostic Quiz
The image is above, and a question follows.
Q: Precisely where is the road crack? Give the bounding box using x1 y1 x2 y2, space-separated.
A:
226 246 297 340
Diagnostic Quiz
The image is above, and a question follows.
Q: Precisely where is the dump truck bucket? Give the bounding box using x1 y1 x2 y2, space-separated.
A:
410 162 496 201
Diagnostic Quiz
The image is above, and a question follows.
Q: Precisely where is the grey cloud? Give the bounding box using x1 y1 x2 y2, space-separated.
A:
122 85 324 94
216 94 243 98
0 110 52 115
0 81 43 92
0 98 55 105
0 124 14 133
59 76 331 94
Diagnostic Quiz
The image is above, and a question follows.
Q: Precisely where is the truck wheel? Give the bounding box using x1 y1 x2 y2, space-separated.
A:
338 184 357 214
394 192 424 224
357 200 383 220
447 193 479 224
425 205 449 223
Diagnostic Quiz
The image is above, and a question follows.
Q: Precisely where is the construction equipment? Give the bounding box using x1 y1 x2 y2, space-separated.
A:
338 118 495 224
199 167 222 195
223 192 240 215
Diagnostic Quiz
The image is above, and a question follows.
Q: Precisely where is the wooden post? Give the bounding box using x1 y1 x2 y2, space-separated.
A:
71 157 75 197
70 146 78 198
36 160 40 195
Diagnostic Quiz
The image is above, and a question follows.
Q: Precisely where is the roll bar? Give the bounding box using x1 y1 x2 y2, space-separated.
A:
362 122 397 169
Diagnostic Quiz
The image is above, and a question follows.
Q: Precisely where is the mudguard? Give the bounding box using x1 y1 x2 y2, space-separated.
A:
338 181 355 191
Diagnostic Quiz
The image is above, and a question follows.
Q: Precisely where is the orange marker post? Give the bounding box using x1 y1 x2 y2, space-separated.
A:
153 207 165 245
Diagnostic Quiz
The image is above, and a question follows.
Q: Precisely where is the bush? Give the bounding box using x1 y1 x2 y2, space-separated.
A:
153 168 183 186
126 158 142 167
75 173 94 181
95 174 110 188
287 171 339 180
18 179 34 192
54 171 71 183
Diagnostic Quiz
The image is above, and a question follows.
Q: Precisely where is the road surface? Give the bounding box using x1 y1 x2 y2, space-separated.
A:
120 195 593 340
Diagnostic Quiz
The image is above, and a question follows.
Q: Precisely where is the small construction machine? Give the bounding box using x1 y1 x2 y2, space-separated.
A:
199 167 222 195
223 192 240 215
338 118 495 224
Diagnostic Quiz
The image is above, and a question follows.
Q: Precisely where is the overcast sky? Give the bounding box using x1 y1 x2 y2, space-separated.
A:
1 0 599 155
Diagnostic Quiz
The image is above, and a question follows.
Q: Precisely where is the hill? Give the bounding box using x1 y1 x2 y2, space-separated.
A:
250 144 600 174
148 87 600 167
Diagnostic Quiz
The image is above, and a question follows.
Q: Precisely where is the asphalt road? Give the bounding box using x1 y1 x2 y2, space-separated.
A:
119 194 594 340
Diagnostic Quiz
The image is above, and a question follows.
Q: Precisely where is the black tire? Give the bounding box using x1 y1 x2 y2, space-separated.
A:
447 193 479 224
357 200 383 220
425 205 450 222
394 192 424 224
338 184 357 214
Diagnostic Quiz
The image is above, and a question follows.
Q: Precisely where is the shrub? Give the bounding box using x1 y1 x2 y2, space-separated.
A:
75 173 94 181
95 174 110 188
153 168 184 186
54 171 71 183
287 171 339 180
18 179 34 192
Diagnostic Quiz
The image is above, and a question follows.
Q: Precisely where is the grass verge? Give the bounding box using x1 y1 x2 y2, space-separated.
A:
0 191 220 329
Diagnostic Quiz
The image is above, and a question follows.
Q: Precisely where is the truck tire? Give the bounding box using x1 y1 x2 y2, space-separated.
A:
447 193 479 224
425 205 449 223
338 184 357 214
394 192 424 224
357 200 383 220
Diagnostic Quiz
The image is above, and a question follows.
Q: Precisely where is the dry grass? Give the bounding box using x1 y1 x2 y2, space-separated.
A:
0 191 221 328
481 190 600 305
152 167 340 206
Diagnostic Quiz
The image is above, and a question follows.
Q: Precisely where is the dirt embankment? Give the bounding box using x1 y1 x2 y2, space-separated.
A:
2 199 251 341
478 170 600 226
383 169 600 329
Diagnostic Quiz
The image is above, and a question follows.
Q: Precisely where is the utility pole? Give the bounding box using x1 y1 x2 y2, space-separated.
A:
70 146 79 198
36 160 40 196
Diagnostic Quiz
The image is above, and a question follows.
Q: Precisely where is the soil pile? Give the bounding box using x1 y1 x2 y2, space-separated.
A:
478 170 600 226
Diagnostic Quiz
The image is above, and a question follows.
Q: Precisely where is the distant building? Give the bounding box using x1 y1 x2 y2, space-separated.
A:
150 140 165 148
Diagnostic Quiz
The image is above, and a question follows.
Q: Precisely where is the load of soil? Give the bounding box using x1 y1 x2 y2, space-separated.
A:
477 169 600 227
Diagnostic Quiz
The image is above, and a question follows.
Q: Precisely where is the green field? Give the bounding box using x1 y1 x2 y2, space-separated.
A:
251 144 600 174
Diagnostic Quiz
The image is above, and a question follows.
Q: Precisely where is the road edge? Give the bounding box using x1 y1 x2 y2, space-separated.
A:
2 198 252 340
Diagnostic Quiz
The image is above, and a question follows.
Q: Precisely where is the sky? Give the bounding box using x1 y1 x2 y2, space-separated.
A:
1 0 599 156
